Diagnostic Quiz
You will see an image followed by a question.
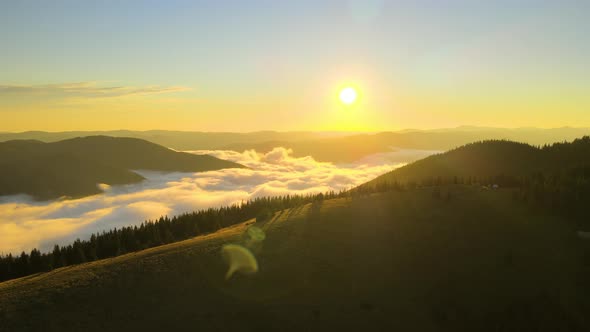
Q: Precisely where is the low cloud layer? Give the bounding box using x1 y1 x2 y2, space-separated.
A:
0 82 190 98
0 147 436 255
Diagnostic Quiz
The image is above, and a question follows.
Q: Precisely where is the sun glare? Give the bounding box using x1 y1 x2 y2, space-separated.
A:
339 87 358 105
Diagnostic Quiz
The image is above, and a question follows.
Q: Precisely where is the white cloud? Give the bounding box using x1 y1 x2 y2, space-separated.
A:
0 147 436 254
0 82 190 98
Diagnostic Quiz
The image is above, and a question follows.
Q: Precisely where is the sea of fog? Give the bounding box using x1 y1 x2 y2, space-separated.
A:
0 147 439 254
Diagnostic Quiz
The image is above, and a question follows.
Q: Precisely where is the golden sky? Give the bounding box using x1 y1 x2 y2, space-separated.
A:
1 1 589 132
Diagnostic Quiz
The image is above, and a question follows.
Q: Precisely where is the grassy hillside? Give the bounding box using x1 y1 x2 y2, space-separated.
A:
1 187 588 331
0 136 244 199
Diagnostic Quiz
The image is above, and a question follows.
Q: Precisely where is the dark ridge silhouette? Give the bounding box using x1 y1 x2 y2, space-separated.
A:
364 137 590 187
0 154 144 200
0 136 245 200
48 136 244 172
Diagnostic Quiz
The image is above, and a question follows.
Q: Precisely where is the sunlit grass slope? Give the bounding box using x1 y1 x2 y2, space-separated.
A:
1 186 589 331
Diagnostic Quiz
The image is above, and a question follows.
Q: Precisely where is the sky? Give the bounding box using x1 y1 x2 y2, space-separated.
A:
1 0 589 132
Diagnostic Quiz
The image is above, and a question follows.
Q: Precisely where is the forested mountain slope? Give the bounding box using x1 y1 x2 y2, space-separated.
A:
0 136 244 199
365 137 590 186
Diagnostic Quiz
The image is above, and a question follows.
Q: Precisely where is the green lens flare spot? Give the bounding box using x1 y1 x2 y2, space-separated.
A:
221 244 259 280
246 225 266 242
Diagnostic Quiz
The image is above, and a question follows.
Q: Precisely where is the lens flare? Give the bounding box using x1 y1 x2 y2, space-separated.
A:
222 244 259 280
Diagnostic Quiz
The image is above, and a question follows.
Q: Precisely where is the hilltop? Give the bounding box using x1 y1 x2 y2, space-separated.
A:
364 136 590 187
0 136 244 200
0 188 588 331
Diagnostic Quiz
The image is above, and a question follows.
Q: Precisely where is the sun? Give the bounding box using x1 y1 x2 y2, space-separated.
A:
339 87 358 105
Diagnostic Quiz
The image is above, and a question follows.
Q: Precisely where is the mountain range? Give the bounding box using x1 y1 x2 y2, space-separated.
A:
1 127 589 162
0 136 244 200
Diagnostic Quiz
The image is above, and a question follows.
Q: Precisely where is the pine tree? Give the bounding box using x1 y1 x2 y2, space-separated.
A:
29 248 42 273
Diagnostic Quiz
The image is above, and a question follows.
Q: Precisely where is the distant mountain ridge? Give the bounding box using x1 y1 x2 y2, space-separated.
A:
0 136 244 200
0 130 327 151
1 127 588 162
225 128 590 162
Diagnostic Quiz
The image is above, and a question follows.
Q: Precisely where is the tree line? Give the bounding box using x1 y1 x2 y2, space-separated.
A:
356 165 590 230
0 192 337 283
